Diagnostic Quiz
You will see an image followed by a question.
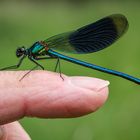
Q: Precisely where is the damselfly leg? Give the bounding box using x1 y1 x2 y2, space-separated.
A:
54 58 64 80
0 55 26 70
35 56 64 80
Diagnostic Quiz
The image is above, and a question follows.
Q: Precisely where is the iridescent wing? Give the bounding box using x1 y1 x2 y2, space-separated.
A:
44 14 128 54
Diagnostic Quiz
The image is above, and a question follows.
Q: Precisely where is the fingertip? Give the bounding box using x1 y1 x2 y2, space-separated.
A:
69 76 109 110
66 76 109 116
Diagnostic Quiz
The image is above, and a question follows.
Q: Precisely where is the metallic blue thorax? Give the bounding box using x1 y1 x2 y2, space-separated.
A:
29 42 46 56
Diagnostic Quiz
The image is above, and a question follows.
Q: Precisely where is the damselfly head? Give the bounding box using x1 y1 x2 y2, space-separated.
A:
16 46 26 58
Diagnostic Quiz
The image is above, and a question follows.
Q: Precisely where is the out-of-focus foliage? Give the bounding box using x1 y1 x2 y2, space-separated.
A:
0 1 140 140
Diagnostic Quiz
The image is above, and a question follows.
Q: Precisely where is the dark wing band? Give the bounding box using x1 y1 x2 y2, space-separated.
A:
69 14 128 53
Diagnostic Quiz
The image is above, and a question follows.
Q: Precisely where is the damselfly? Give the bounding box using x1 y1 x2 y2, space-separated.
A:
1 14 140 84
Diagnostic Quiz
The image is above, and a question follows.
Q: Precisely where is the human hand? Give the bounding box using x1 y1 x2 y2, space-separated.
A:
0 71 109 140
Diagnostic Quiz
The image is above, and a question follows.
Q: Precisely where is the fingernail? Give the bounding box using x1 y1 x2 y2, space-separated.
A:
70 77 110 92
96 80 110 91
0 127 4 139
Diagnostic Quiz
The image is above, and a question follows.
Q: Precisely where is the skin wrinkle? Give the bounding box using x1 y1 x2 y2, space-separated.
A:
69 87 108 114
0 87 29 124
20 79 64 92
66 91 95 115
26 85 84 117
27 86 60 101
0 96 25 125
23 88 50 117
44 98 75 118
0 86 41 120
25 89 68 117
85 94 103 112
46 84 79 105
63 102 75 117
21 91 28 120
24 77 68 116
63 95 88 117
64 80 96 108
44 87 102 117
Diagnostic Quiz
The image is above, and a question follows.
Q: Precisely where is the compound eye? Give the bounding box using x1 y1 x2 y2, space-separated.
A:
16 47 25 57
20 47 25 51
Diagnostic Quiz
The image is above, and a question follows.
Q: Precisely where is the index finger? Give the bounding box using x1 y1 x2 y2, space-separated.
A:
0 71 109 125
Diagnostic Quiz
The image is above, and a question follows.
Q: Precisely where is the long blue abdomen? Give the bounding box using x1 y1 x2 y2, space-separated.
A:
48 49 140 85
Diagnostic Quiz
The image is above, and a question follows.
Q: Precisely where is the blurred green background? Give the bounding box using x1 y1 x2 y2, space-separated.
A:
0 0 140 140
